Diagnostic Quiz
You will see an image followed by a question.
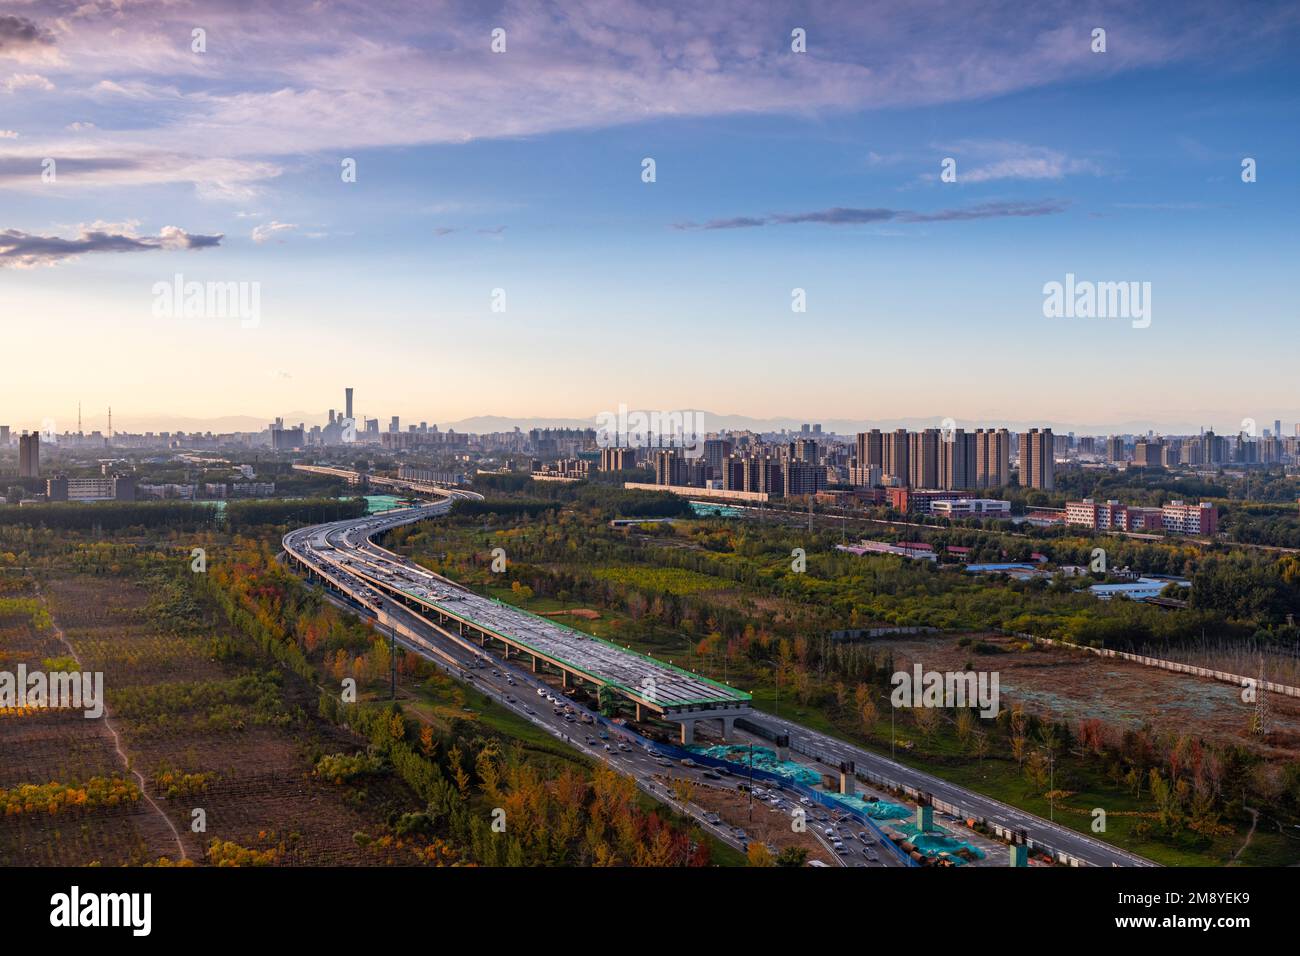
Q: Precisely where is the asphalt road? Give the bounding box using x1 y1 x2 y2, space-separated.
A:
753 710 1154 866
285 498 1151 868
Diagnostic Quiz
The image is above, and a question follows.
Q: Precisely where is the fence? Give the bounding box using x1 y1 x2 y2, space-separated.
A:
1022 634 1300 699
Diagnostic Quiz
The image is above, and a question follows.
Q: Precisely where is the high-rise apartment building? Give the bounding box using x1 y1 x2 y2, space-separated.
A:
18 431 39 478
939 429 977 490
883 429 910 486
1018 428 1055 490
855 430 884 472
908 429 941 489
784 459 827 497
974 428 1010 489
702 439 732 478
1133 439 1164 468
600 447 637 471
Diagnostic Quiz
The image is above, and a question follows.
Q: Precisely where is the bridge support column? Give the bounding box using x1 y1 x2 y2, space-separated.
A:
531 655 538 673
479 633 487 647
719 716 734 741
679 720 695 746
635 703 643 722
839 761 855 796
561 670 569 689
501 643 511 660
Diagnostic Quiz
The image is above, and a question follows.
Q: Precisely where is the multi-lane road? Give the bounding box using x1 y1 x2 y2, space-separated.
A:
283 493 1153 868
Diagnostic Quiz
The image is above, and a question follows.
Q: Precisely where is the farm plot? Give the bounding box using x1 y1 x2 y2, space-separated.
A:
1 571 425 866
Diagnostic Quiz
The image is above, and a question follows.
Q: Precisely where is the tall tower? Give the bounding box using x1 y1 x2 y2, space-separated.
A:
345 388 354 422
18 431 40 478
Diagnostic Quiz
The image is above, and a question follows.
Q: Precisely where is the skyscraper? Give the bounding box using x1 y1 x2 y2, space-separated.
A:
1018 428 1055 490
345 387 354 421
18 431 39 478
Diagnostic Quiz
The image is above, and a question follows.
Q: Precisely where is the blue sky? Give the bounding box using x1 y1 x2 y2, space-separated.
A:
1 0 1297 434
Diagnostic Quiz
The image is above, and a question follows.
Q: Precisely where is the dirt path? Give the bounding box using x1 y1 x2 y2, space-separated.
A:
1230 806 1258 865
34 579 191 863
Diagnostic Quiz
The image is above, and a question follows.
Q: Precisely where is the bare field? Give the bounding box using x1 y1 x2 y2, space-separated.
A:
874 632 1300 759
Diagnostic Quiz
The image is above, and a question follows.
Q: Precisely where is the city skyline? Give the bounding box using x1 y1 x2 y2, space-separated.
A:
2 1 1298 426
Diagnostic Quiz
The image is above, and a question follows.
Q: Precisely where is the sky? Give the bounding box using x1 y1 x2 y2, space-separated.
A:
1 0 1298 435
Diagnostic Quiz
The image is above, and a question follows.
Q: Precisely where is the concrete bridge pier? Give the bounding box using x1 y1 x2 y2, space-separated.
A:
839 761 855 796
679 720 695 745
718 716 735 741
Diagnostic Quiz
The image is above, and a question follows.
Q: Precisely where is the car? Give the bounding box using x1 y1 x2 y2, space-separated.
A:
604 744 612 752
536 687 546 696
505 695 516 703
525 707 535 714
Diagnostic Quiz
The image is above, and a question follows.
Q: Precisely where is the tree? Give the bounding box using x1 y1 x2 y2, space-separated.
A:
776 846 809 867
747 842 776 867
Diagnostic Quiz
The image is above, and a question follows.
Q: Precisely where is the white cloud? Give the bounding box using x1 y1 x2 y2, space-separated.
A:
2 73 54 93
251 220 297 243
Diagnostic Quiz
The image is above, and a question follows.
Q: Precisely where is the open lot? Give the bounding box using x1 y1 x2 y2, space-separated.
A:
873 632 1300 760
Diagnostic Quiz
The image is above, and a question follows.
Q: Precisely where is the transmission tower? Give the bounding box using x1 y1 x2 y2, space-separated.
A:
1251 654 1269 737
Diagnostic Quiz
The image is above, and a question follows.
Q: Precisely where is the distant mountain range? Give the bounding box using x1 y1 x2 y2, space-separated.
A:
89 409 1287 438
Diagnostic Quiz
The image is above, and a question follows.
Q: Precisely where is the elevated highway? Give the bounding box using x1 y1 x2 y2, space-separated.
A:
282 491 1153 867
283 492 752 742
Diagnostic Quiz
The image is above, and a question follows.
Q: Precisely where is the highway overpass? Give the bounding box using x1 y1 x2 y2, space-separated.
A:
283 494 1153 867
283 496 752 742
